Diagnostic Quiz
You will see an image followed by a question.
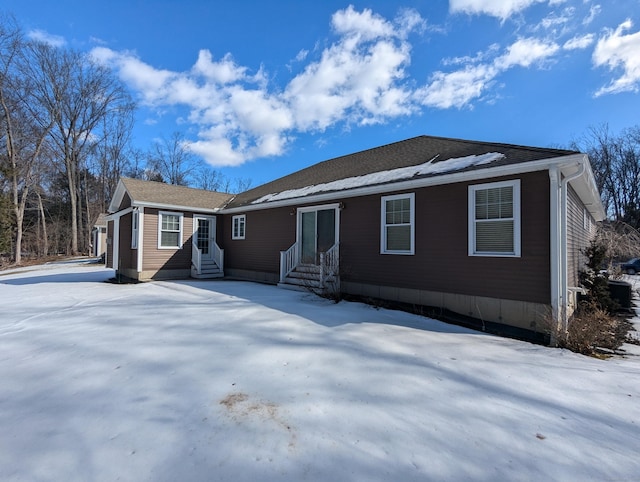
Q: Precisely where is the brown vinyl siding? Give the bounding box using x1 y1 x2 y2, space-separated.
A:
117 192 132 211
223 171 551 305
142 208 193 271
118 212 136 271
106 220 114 268
567 185 594 287
223 206 296 274
340 172 550 304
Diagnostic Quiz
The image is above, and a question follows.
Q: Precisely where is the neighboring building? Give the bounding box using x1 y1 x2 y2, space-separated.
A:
91 213 108 258
106 178 233 280
107 135 605 339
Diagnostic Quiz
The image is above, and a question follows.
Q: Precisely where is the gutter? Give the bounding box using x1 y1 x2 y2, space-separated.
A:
560 157 587 332
550 155 587 336
222 153 587 214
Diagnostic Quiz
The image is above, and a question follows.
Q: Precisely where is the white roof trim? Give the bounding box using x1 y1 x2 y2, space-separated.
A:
105 206 133 221
108 180 128 213
222 153 600 215
130 201 222 214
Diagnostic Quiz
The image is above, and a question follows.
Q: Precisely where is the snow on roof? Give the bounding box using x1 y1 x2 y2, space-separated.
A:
251 152 505 204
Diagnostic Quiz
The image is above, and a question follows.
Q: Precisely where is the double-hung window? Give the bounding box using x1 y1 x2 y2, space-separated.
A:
232 215 246 240
381 193 415 255
158 211 183 249
469 180 520 256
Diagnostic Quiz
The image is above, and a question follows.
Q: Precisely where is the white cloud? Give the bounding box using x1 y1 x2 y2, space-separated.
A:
331 5 395 40
192 50 247 84
563 33 595 50
449 0 548 20
91 6 424 167
419 37 559 109
285 23 417 130
90 4 602 166
583 4 601 26
495 37 559 69
593 19 640 96
27 29 66 47
417 64 497 109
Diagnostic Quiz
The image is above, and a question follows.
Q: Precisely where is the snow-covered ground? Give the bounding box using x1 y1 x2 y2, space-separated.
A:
1 260 639 481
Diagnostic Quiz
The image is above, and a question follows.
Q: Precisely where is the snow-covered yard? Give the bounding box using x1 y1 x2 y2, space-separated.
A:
1 260 639 481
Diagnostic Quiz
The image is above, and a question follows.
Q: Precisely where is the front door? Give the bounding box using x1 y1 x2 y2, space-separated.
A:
300 207 337 265
194 217 215 261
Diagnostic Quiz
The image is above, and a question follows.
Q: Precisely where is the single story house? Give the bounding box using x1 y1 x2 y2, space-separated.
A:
107 135 605 339
106 178 233 280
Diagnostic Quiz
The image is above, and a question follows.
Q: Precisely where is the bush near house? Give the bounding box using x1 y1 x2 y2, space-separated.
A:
558 239 633 356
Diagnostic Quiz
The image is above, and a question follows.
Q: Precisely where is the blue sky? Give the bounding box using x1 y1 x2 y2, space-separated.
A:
5 0 640 186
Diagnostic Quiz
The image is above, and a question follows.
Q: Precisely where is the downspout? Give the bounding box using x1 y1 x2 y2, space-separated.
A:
137 207 144 274
559 156 587 333
549 167 561 332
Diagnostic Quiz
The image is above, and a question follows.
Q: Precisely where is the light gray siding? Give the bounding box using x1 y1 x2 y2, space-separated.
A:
566 184 595 287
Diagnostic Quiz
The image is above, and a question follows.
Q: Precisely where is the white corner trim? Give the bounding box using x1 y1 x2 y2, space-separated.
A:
137 208 144 273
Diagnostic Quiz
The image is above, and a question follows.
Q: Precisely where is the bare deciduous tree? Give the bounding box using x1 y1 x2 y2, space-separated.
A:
573 124 640 227
23 42 133 254
0 16 53 264
149 132 197 186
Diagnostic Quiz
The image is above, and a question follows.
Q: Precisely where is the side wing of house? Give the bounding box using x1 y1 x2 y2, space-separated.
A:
112 207 226 281
106 178 231 281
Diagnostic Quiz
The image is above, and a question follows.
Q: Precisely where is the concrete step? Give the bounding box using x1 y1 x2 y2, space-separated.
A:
282 276 322 288
288 270 319 280
192 271 223 279
295 264 321 274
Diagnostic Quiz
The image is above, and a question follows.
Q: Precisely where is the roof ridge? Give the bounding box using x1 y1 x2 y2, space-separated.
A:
121 177 232 196
415 134 577 155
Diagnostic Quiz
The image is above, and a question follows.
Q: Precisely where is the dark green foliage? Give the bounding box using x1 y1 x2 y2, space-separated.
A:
579 239 618 313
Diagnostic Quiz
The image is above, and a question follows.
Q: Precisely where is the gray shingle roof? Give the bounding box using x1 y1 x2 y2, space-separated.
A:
226 135 577 208
121 178 233 211
93 213 108 227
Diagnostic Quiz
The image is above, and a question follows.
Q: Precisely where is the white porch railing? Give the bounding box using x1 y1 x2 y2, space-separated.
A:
280 242 299 283
320 243 339 289
213 242 224 273
192 242 202 276
192 241 224 276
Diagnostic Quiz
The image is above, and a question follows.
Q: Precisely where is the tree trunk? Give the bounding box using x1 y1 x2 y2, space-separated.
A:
13 207 23 264
36 190 48 257
67 157 79 255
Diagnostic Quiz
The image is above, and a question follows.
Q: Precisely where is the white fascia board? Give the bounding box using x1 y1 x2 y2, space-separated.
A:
566 159 606 221
105 207 133 221
221 154 588 214
131 201 222 214
107 180 128 213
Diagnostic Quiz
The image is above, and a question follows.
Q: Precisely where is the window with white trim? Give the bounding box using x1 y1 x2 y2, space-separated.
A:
158 211 183 249
232 215 246 240
469 180 520 257
381 193 415 255
131 210 139 249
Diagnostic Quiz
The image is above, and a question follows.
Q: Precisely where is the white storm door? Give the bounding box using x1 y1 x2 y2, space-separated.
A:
195 217 216 261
